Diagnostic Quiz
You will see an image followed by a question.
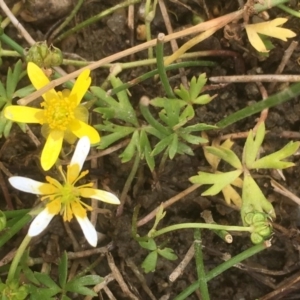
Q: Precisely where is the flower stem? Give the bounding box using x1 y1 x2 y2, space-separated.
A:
0 33 24 56
0 214 32 248
151 223 253 238
276 4 300 18
156 33 175 98
7 234 32 283
194 229 210 300
118 153 141 215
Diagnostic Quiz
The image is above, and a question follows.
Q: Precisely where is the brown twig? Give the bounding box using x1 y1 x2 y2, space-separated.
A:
137 184 201 227
268 41 298 94
106 252 139 300
18 9 244 106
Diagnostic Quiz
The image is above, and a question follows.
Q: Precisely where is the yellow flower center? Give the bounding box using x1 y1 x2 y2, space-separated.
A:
41 91 77 131
42 167 93 222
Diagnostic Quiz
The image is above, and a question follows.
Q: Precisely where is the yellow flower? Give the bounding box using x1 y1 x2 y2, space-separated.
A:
9 136 120 247
4 62 100 171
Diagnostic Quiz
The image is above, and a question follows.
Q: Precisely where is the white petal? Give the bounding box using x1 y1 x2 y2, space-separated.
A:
80 188 120 204
70 136 90 172
28 208 55 236
9 177 47 195
75 215 97 247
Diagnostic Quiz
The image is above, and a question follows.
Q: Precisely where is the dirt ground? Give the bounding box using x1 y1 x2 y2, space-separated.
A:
1 0 300 299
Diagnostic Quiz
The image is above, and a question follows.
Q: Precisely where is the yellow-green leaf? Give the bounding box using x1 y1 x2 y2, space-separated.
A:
245 18 296 52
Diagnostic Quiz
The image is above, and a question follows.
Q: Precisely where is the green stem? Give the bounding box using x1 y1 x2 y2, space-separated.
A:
174 241 270 300
151 223 253 238
48 0 84 42
0 214 32 248
64 54 215 70
3 209 30 218
194 229 210 300
0 33 24 56
156 33 175 98
158 147 169 174
7 235 32 283
139 98 170 135
276 4 300 17
53 0 141 43
111 60 215 95
145 0 153 60
217 82 300 128
1 49 21 57
119 153 141 205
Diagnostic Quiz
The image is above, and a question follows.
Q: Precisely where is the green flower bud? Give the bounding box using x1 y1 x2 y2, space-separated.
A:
252 212 267 223
49 46 63 66
25 42 63 68
244 212 255 225
250 232 264 244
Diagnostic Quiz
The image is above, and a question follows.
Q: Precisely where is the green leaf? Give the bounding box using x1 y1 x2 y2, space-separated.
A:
58 252 68 288
189 170 242 196
159 100 180 127
141 251 158 273
189 74 207 101
32 273 61 297
110 75 139 126
6 60 23 100
174 84 190 101
139 239 157 251
0 81 6 98
151 134 174 156
243 123 265 167
13 85 35 98
241 172 276 226
65 275 102 296
157 247 178 260
3 119 13 138
251 141 300 169
179 132 207 145
140 129 155 170
169 133 178 159
205 146 242 169
120 130 139 163
177 142 194 156
183 123 218 132
175 105 195 128
193 94 213 105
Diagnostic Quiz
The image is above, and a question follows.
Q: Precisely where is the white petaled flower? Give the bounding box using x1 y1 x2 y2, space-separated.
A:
9 136 120 247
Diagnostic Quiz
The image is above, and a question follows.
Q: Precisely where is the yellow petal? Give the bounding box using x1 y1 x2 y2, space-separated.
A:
245 26 268 52
47 199 61 215
74 105 88 123
69 119 100 144
41 130 64 171
27 62 58 102
4 106 43 123
69 70 91 105
71 201 87 218
79 188 120 204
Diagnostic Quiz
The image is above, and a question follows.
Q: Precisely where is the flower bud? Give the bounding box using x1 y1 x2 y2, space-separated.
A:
25 42 63 68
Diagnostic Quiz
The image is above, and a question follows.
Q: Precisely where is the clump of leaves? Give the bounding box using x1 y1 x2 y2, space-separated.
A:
0 60 34 137
92 74 217 170
190 122 299 243
22 251 102 299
